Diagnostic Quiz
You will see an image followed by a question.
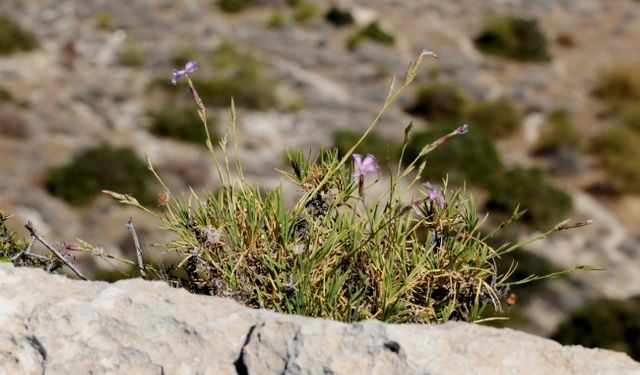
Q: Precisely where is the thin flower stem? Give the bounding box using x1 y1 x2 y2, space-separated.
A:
125 218 147 278
24 222 87 280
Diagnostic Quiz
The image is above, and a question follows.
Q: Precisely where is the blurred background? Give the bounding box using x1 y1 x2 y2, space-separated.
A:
1 0 639 360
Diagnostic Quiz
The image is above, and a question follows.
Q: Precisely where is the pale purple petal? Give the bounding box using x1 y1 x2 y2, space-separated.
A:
455 124 469 135
422 182 445 208
353 153 378 179
171 60 198 85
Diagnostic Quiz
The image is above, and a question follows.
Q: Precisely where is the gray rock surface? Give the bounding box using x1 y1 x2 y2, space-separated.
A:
0 264 638 375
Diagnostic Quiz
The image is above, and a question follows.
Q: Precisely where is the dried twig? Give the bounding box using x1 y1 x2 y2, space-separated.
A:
9 236 35 261
125 217 147 278
24 221 87 280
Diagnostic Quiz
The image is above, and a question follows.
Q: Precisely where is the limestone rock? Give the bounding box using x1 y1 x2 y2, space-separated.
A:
0 264 638 375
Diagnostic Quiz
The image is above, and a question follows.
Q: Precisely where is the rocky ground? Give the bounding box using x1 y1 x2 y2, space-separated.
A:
1 0 640 336
1 264 638 375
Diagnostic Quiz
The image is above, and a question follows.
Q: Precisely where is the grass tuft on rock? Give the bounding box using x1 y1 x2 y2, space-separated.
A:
0 14 38 55
474 16 550 62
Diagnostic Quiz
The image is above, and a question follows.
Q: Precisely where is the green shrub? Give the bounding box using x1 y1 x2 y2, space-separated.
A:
46 145 156 206
590 127 640 194
95 11 113 30
468 97 522 138
404 125 502 187
474 16 550 62
149 106 217 145
267 10 287 29
118 40 146 67
333 130 400 162
0 14 37 55
408 82 467 123
535 109 584 154
552 296 640 361
190 42 278 110
621 104 640 132
292 1 319 24
486 167 572 229
348 21 395 50
217 0 255 13
0 87 12 103
325 6 354 27
592 65 640 112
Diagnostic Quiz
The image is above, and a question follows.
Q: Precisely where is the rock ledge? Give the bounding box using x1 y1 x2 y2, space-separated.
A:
0 264 638 375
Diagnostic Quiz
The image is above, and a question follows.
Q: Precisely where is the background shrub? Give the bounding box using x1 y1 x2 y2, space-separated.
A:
325 6 354 27
46 145 156 206
118 40 146 67
621 104 640 132
552 296 640 361
408 82 467 123
348 21 395 50
486 167 573 229
191 42 278 110
149 106 217 145
292 1 319 24
332 130 400 162
474 16 550 62
217 0 255 13
590 127 640 194
592 64 640 112
404 125 502 186
535 109 584 154
266 10 287 29
0 14 37 55
467 97 523 138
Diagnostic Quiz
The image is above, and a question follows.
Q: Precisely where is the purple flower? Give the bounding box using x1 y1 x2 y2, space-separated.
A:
455 124 469 135
171 60 198 85
352 153 378 179
422 182 445 209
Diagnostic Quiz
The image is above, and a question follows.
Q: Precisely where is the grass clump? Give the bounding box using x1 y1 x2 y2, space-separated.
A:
267 10 287 29
0 14 37 55
98 51 592 325
325 6 354 27
592 65 640 112
46 145 156 206
403 124 502 187
621 105 640 133
590 127 640 194
552 296 640 361
149 106 217 145
408 82 467 123
535 109 584 154
487 167 573 229
474 16 550 62
190 42 278 110
468 97 522 138
217 0 255 13
348 21 395 50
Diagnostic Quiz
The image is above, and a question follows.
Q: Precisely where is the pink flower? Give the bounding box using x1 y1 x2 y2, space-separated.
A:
171 60 197 85
352 153 378 179
422 182 445 209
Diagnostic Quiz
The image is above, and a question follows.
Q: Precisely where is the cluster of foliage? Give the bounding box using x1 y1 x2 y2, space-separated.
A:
149 106 217 145
0 213 63 270
325 6 354 27
467 98 523 138
348 21 395 50
474 16 551 62
590 64 640 194
0 14 38 55
217 0 256 13
534 109 584 155
486 168 573 229
95 52 589 326
553 296 640 361
333 130 399 163
591 64 640 114
590 127 640 194
46 145 156 206
408 82 467 124
189 42 278 110
118 40 146 67
404 125 502 187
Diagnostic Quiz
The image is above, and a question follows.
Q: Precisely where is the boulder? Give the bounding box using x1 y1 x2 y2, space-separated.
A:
0 263 638 375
